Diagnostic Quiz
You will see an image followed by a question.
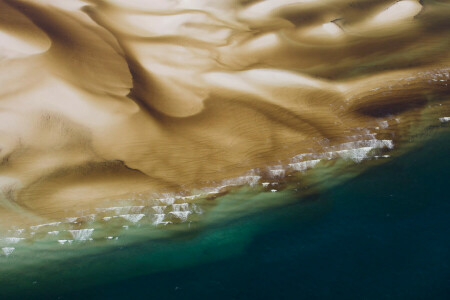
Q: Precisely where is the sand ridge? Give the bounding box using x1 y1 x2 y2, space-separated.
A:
0 0 449 227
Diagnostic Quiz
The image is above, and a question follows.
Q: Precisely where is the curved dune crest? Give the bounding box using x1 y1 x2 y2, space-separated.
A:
0 0 449 228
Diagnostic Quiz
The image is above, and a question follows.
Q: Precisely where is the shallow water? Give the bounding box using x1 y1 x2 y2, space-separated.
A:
1 0 450 298
1 123 448 299
70 130 450 299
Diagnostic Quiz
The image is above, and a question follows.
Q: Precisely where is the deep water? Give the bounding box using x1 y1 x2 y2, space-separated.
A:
12 130 450 299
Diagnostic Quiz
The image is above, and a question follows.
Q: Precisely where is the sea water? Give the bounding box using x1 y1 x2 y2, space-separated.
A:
1 127 448 300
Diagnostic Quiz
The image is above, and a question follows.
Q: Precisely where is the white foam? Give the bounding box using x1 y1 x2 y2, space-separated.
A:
172 203 189 212
169 211 191 222
153 214 171 225
120 206 145 213
30 222 61 231
379 121 389 129
99 206 125 214
157 196 176 205
69 229 94 241
120 214 145 223
222 175 261 187
13 136 395 238
2 247 15 256
97 206 143 214
439 117 450 123
268 168 285 178
84 214 96 222
179 195 197 201
335 139 393 151
2 237 25 244
318 139 394 163
289 159 321 171
337 147 374 163
201 186 223 195
8 229 25 236
152 205 167 214
291 153 315 162
191 204 203 214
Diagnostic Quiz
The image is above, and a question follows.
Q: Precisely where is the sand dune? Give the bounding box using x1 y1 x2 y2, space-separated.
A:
0 0 449 228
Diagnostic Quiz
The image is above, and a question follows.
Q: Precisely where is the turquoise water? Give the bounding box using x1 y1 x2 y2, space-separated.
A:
3 129 450 299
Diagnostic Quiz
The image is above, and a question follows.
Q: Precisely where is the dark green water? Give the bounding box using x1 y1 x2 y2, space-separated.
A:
5 129 450 299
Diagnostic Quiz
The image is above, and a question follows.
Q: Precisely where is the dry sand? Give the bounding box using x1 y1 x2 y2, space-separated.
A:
0 0 449 228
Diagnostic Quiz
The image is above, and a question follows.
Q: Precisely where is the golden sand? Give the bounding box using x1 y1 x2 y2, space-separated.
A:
0 0 449 228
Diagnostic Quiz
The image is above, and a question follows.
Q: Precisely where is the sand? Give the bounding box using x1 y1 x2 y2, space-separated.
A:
0 0 449 228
